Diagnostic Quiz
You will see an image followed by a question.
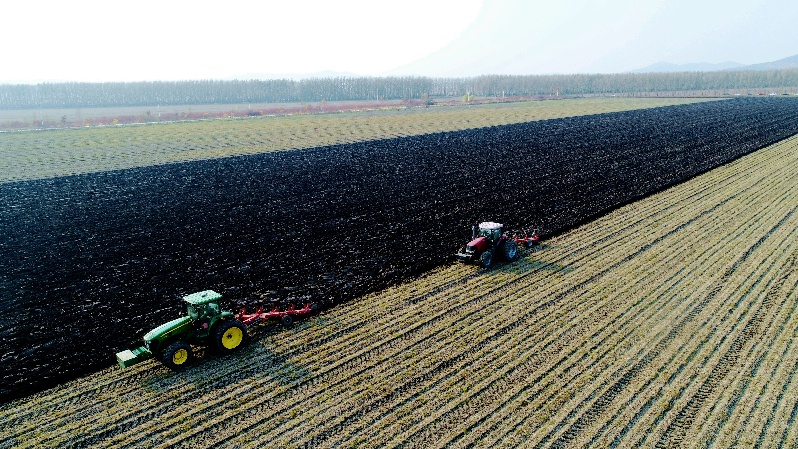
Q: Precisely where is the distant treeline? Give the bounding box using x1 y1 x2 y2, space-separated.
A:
1 70 797 109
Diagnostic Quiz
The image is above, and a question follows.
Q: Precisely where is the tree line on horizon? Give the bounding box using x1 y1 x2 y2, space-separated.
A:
0 69 796 110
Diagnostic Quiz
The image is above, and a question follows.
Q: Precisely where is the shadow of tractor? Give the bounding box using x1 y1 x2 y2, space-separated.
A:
486 244 574 275
138 322 314 394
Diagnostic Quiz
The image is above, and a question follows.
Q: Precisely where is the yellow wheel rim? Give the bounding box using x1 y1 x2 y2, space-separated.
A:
222 327 244 349
172 348 188 365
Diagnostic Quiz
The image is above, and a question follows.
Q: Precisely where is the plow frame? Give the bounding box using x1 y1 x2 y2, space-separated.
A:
236 303 316 326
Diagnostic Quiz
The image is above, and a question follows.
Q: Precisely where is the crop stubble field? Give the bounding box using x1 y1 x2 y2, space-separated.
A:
2 128 798 448
0 98 705 183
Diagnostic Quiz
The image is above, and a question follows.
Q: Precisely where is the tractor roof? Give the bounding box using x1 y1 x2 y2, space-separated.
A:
478 221 503 230
183 290 222 305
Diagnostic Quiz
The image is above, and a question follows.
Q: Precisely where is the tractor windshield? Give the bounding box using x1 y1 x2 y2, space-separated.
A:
186 302 220 321
187 304 199 320
478 227 501 242
207 302 220 316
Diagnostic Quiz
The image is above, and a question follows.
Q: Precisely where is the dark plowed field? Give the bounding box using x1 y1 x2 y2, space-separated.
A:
2 98 797 402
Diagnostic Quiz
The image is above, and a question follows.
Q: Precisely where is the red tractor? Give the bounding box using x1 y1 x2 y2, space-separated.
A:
455 222 538 268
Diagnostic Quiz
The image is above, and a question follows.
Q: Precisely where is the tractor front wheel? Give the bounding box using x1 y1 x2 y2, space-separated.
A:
162 341 193 371
215 320 247 354
479 250 493 268
503 239 519 262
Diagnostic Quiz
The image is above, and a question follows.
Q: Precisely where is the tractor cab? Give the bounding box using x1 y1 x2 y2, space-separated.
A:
476 222 504 243
185 291 221 320
184 290 223 330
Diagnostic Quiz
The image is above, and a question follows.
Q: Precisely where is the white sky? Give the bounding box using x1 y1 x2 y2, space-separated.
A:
390 0 798 76
0 0 483 83
2 0 796 83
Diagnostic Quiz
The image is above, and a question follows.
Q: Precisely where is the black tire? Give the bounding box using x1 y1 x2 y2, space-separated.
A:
479 250 493 268
161 341 193 371
310 303 319 312
503 239 519 261
214 319 247 354
281 314 294 326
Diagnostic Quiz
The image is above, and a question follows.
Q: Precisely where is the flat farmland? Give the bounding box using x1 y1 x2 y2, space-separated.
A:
0 97 706 183
2 129 797 448
2 98 798 403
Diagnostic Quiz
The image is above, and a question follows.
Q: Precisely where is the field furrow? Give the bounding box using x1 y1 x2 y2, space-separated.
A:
6 99 797 403
551 165 798 448
422 135 798 446
691 259 798 448
9 135 768 446
0 98 704 183
488 186 798 444
652 214 798 448
2 112 798 448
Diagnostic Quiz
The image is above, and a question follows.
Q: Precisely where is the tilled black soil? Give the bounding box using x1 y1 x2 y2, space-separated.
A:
2 98 797 402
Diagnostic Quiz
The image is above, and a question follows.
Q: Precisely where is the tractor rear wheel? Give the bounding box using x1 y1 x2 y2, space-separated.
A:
503 239 519 261
215 320 247 354
162 341 193 371
479 250 493 268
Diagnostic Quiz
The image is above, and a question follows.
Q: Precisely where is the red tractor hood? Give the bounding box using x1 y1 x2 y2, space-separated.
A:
467 236 490 252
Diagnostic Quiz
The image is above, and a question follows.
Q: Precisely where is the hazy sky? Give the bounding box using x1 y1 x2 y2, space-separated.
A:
390 0 798 76
2 0 796 83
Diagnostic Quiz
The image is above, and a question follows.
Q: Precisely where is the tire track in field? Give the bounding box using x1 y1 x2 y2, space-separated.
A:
604 227 797 449
538 169 798 449
610 203 798 447
0 363 172 439
750 276 798 448
616 207 797 448
774 281 798 449
591 145 798 448
700 268 798 449
666 248 796 445
518 225 765 448
217 265 580 447
536 148 798 448
654 216 798 449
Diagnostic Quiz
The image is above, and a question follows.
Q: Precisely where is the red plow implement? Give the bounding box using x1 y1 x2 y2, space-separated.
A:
236 303 318 327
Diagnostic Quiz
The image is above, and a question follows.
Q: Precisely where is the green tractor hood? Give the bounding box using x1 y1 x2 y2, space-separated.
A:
143 316 192 342
116 316 194 369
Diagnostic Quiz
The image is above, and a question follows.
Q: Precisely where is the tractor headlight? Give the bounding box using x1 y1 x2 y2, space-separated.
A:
465 245 476 254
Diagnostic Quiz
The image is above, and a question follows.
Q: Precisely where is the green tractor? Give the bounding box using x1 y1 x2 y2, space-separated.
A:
116 290 247 370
